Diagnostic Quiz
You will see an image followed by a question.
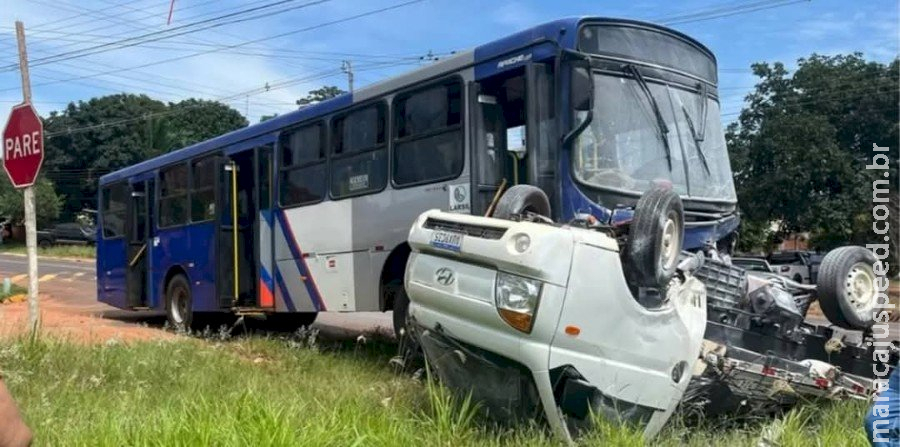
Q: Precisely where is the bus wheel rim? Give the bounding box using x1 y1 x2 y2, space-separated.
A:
171 288 187 324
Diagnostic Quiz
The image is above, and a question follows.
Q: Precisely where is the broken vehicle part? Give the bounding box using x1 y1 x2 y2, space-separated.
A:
406 208 708 440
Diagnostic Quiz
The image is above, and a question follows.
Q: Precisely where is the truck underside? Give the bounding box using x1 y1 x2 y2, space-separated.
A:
402 206 897 441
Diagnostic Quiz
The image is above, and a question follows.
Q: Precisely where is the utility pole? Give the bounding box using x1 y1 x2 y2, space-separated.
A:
14 21 39 332
341 60 354 93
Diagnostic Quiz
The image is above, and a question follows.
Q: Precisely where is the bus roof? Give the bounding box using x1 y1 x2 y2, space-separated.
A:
100 17 712 185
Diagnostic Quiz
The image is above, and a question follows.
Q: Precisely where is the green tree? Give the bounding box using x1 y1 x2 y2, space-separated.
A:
296 86 346 107
166 98 248 151
727 53 899 269
0 177 62 227
41 94 247 219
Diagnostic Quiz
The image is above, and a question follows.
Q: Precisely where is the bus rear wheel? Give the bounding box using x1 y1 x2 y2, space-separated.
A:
166 274 193 331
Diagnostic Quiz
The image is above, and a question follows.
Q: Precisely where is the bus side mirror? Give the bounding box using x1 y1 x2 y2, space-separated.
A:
571 66 592 112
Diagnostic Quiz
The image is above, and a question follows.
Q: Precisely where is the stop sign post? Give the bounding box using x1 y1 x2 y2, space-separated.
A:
8 21 41 332
3 103 44 188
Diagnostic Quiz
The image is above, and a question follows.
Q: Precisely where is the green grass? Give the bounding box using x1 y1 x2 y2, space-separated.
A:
0 283 27 303
0 242 95 259
0 333 874 446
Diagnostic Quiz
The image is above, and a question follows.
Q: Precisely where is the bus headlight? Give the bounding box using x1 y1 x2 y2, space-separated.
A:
495 272 542 333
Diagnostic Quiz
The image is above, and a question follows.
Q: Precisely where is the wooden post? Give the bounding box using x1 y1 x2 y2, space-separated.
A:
15 21 39 332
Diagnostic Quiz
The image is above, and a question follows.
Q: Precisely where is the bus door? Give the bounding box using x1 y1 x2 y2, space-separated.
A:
470 68 528 214
469 63 556 216
216 149 265 309
125 179 151 308
469 81 507 215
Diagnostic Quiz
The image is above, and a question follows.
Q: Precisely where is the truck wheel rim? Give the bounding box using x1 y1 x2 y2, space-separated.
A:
845 262 875 313
661 217 680 270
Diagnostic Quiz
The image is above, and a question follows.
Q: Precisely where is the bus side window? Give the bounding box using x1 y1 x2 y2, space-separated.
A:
190 157 216 222
392 80 464 187
330 103 388 199
279 122 327 207
159 164 189 228
101 183 128 238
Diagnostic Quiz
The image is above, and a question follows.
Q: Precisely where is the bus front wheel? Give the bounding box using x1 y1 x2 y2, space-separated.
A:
166 274 193 331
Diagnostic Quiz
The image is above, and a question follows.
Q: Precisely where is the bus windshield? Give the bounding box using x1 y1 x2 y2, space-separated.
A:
573 73 736 202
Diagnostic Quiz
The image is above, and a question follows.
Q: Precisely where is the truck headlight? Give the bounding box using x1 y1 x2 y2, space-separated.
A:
495 272 542 333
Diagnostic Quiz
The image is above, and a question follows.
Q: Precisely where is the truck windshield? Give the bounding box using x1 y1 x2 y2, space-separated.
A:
573 73 736 202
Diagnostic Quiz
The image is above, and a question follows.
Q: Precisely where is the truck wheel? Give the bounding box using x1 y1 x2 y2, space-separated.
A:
624 188 684 290
493 185 551 220
38 238 51 249
816 246 879 330
166 274 194 331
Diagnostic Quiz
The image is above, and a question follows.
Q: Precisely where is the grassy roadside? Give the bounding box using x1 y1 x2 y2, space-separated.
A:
0 333 873 446
0 242 95 259
0 283 27 303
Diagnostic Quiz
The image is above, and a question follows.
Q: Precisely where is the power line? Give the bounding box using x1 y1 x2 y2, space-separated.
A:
1 0 425 91
720 88 900 118
5 0 333 85
1 0 336 71
42 59 420 138
656 0 810 26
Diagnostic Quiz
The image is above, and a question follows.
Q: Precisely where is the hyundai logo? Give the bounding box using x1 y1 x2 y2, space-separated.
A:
435 267 455 286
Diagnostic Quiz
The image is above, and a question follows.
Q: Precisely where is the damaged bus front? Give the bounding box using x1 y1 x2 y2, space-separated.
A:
401 17 896 442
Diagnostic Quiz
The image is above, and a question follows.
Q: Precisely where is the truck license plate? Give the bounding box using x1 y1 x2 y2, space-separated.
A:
430 231 462 252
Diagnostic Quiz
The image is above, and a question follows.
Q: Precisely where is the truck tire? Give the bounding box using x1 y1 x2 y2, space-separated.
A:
493 185 551 220
623 188 684 290
166 274 194 331
816 246 879 330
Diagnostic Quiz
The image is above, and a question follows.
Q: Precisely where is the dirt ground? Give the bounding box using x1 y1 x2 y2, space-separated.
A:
0 296 175 344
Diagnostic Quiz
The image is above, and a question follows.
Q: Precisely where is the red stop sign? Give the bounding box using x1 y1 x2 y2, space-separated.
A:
2 103 44 188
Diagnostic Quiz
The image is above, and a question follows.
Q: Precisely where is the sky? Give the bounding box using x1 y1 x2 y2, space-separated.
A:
0 0 897 124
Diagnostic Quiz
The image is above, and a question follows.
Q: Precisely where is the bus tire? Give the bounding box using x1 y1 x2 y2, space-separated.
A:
493 185 551 220
165 274 194 331
816 246 878 330
624 188 684 290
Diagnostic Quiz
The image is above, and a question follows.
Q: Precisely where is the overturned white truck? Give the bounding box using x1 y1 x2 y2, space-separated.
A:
403 187 895 441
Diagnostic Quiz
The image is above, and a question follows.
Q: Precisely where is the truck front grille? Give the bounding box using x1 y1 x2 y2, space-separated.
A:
423 218 508 240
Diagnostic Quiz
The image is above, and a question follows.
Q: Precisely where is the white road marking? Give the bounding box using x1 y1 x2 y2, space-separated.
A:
38 274 58 282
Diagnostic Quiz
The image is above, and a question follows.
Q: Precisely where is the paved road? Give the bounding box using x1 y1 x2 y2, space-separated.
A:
0 253 95 281
0 253 393 338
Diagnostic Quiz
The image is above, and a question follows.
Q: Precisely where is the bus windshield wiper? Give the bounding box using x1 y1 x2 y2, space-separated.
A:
681 104 711 175
625 64 672 171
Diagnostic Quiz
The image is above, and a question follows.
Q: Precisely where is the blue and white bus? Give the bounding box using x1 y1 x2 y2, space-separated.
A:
97 17 737 333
